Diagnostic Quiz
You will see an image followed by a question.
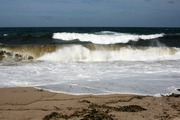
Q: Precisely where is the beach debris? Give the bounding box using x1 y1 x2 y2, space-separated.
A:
43 112 63 120
43 108 115 120
37 89 44 92
114 105 147 112
81 107 114 120
43 101 146 120
43 103 115 120
106 96 146 104
89 103 147 112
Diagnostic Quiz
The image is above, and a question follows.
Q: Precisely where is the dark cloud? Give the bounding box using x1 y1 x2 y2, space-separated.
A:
168 1 174 4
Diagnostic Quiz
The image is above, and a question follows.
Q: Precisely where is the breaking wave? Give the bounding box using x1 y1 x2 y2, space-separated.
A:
3 34 8 37
1 44 179 62
1 31 180 47
53 32 164 45
0 45 57 61
38 45 180 62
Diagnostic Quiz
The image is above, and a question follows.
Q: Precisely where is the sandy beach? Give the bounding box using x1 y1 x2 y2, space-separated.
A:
0 87 179 120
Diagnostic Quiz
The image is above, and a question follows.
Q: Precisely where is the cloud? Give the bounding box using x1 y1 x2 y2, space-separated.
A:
168 0 174 4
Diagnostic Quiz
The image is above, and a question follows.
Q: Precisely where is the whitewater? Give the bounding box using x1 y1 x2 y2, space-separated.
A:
53 32 164 44
0 27 180 96
1 59 180 95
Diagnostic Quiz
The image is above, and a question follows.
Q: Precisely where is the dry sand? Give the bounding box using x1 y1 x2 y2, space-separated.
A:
0 87 179 120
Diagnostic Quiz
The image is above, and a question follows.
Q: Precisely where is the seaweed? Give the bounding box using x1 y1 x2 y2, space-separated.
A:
80 100 91 104
43 107 115 120
89 103 147 112
106 96 145 104
43 112 64 120
43 101 146 120
114 105 147 112
37 89 44 92
81 107 114 120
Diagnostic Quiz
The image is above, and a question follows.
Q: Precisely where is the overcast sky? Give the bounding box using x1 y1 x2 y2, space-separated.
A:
0 0 180 27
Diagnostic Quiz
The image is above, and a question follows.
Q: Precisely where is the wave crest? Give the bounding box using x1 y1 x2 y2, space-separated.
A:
53 32 164 45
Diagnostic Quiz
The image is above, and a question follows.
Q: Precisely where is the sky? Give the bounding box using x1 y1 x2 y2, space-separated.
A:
0 0 180 27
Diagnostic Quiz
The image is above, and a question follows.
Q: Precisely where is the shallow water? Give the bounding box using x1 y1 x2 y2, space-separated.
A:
0 60 180 95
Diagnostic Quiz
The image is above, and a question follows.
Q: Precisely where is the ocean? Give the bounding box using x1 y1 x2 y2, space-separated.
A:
0 27 180 96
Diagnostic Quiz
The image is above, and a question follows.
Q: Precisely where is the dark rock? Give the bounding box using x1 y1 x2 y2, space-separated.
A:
168 93 180 98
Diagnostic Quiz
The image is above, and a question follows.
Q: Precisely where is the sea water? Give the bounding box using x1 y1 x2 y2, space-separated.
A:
0 27 180 95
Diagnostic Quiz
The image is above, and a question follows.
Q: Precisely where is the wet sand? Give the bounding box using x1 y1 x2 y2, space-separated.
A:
0 87 179 120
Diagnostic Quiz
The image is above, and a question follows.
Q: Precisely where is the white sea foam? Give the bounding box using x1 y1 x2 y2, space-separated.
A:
167 86 180 94
1 60 180 95
38 45 180 62
153 94 162 97
3 34 8 37
153 86 180 97
53 32 164 44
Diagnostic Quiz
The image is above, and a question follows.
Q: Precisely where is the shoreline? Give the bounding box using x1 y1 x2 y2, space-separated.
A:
34 87 152 96
0 87 180 120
